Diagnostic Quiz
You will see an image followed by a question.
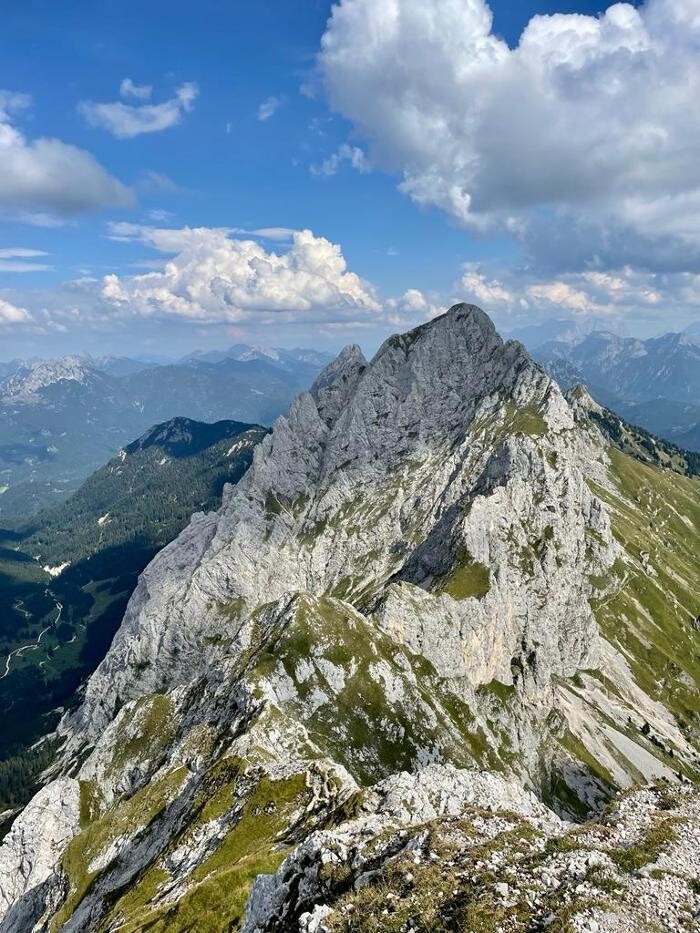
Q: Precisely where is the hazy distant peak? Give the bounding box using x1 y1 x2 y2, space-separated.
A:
181 343 335 369
1 355 98 403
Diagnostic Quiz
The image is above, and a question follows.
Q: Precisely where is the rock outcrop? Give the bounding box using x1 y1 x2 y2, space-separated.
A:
245 777 700 933
0 780 80 931
68 305 613 745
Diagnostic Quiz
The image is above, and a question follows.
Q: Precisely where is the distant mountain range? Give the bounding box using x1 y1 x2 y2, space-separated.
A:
0 415 265 800
531 328 700 451
179 344 333 368
0 344 333 378
0 345 330 519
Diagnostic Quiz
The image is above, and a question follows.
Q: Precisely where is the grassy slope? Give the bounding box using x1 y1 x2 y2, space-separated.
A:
589 407 700 478
590 447 700 753
51 594 509 930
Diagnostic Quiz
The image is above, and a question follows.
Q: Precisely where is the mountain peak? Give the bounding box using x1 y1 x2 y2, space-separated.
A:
446 300 498 329
565 382 603 416
336 302 548 455
5 303 700 932
310 343 367 428
124 416 263 459
317 343 366 374
0 354 98 403
378 302 499 355
290 304 557 486
72 302 577 736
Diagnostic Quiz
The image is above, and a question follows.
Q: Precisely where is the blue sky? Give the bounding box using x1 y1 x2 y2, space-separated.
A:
2 0 698 360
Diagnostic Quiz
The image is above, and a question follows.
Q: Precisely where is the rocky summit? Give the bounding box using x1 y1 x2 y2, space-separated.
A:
0 303 698 932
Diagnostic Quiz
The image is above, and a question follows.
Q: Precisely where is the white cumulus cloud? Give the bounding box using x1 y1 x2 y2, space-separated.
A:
526 282 592 314
318 0 700 271
0 298 30 325
385 288 445 326
454 262 691 331
101 224 380 323
0 89 133 219
462 266 517 308
79 82 199 139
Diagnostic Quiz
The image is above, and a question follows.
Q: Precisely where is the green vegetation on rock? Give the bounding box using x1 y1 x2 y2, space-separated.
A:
609 815 680 873
436 547 491 601
503 402 548 438
109 693 176 776
95 763 315 933
53 767 189 930
244 595 501 782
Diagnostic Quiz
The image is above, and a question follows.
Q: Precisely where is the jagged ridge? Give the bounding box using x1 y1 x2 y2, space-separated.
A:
0 304 698 932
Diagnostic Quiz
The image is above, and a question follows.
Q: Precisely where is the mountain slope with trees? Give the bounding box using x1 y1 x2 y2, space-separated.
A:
0 417 266 815
0 352 322 519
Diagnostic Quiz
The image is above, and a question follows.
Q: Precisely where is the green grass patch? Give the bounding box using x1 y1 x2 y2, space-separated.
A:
609 817 680 873
437 547 491 601
53 767 188 930
108 694 175 776
102 769 312 933
503 402 548 438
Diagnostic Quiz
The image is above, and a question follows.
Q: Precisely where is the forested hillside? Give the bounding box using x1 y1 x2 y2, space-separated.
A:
0 417 266 820
23 418 266 566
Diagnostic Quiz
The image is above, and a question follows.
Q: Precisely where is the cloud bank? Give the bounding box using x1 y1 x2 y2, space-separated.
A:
3 221 698 351
101 224 380 323
318 0 700 273
459 264 677 331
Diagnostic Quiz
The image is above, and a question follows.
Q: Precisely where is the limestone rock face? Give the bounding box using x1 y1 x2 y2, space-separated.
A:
0 779 80 932
68 304 613 742
0 304 698 931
